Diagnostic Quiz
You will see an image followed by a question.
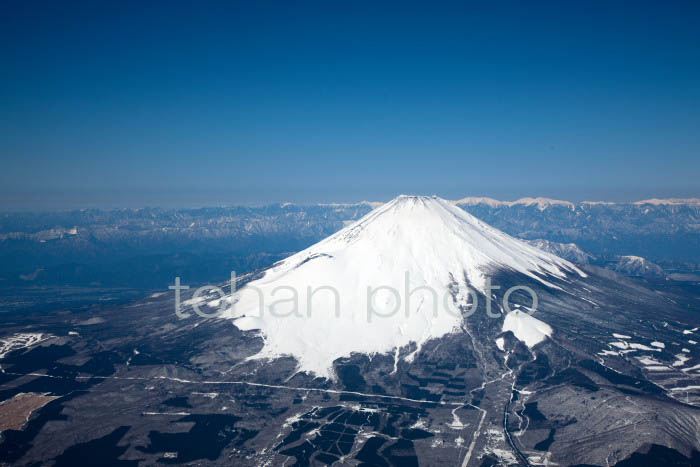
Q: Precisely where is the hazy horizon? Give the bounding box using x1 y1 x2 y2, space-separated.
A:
1 189 699 212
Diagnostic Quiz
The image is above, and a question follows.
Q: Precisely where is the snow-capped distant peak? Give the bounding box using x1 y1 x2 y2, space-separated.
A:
612 255 665 278
621 255 644 262
453 196 574 210
514 197 575 210
223 195 585 378
318 201 383 208
581 201 616 206
633 198 700 206
451 196 504 207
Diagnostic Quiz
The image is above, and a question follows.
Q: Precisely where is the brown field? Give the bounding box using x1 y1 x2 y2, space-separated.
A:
0 393 59 432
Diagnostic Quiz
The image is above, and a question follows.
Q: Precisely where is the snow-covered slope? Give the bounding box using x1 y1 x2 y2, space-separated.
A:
502 310 552 348
224 195 584 378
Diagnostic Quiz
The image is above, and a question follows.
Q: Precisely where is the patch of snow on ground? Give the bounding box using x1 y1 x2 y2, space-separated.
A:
673 354 691 367
410 418 428 429
670 385 700 392
682 364 700 373
495 337 505 351
610 341 630 350
502 311 552 348
283 412 305 428
483 428 518 464
637 356 663 366
0 333 48 359
613 333 631 339
629 343 661 352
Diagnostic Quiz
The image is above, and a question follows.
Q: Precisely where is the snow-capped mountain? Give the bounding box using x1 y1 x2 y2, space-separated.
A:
611 255 666 277
223 195 584 378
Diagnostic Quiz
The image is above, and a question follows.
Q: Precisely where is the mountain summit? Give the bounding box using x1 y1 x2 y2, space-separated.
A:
224 195 584 377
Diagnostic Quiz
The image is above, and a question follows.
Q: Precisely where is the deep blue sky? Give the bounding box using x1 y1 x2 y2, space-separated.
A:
2 1 699 209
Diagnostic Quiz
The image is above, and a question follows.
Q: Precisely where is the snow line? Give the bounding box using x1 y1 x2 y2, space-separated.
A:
4 371 463 407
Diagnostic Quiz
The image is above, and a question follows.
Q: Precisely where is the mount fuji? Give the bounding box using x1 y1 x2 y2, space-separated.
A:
222 195 585 378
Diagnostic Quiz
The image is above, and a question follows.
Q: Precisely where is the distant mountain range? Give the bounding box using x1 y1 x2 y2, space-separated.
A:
453 196 700 208
0 197 698 289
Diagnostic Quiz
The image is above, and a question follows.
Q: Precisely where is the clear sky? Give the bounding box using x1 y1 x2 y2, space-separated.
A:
2 1 699 209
